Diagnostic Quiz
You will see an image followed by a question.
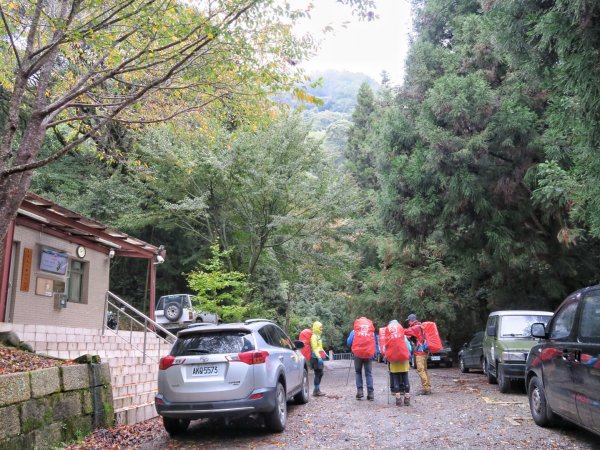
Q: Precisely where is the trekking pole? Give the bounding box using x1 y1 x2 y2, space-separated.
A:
345 355 353 385
387 363 391 405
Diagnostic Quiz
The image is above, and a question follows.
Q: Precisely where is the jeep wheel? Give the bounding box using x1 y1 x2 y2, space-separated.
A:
163 417 190 436
459 357 468 373
294 369 310 404
528 376 557 427
497 364 511 393
265 382 287 432
164 302 183 322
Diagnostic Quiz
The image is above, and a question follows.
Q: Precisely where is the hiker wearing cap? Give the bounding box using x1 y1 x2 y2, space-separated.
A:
310 321 326 396
404 313 431 395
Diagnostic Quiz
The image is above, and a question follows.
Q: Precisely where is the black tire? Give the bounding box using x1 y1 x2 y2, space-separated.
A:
165 302 183 322
163 417 190 436
459 356 469 373
528 376 557 427
265 382 287 432
481 357 486 373
497 364 511 393
293 369 310 404
446 360 453 368
486 360 497 384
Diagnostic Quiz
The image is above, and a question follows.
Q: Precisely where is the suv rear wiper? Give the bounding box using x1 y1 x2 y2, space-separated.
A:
188 349 210 354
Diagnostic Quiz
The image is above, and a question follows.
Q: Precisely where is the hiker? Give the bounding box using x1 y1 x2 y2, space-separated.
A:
310 321 326 396
347 316 378 400
404 313 431 395
383 320 412 406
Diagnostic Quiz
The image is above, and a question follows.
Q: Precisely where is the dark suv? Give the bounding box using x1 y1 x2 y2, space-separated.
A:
525 285 600 436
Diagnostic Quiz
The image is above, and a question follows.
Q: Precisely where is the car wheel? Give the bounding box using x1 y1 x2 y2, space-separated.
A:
528 376 557 427
164 302 183 322
162 417 190 436
497 364 511 393
265 382 287 432
486 360 497 384
294 369 310 404
459 356 469 373
446 360 453 368
481 357 486 373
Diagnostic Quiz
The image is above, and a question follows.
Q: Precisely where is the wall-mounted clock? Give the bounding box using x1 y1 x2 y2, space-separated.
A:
76 245 86 258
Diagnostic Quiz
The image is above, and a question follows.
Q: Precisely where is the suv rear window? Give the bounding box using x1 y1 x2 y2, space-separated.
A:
171 331 255 356
500 315 552 337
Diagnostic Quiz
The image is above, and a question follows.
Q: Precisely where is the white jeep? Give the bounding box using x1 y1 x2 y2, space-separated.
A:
155 294 219 334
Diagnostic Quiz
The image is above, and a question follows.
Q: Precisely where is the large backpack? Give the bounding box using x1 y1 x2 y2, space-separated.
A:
351 317 376 359
384 322 410 362
298 328 313 361
378 327 389 352
421 321 443 353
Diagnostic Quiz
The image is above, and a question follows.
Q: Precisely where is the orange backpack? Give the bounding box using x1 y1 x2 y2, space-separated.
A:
421 321 442 353
384 322 410 362
351 317 376 359
298 328 313 361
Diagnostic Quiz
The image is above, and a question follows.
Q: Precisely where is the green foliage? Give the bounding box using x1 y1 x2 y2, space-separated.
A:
187 241 271 323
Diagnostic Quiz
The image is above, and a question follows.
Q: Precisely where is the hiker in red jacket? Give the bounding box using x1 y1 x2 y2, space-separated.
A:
404 313 431 395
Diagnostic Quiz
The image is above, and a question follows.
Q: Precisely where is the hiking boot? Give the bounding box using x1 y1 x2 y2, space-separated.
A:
356 388 364 399
395 394 403 407
313 389 325 397
418 390 431 395
404 395 411 406
367 391 374 401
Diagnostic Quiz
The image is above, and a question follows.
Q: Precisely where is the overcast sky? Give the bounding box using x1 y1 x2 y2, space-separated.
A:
296 0 412 85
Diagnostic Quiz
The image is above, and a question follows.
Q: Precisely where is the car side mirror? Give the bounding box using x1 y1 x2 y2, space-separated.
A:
486 325 496 337
293 340 305 349
531 323 547 339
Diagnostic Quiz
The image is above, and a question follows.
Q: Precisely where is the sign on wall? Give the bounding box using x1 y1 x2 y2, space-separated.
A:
35 277 54 297
39 247 68 275
20 247 32 291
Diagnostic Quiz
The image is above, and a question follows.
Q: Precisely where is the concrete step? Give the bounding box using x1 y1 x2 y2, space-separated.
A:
115 401 158 425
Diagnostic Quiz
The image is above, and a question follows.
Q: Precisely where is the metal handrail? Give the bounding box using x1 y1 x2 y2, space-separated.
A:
103 291 176 363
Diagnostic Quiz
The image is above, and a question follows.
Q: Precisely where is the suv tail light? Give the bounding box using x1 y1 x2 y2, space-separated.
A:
228 351 269 365
159 355 185 370
188 311 193 320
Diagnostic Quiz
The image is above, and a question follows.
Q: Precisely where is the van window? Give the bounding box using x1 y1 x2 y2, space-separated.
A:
499 315 551 338
579 295 600 343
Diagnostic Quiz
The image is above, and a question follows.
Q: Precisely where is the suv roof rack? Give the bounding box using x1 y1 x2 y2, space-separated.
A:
244 318 275 325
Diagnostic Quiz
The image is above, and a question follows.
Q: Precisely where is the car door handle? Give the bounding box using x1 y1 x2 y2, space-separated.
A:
563 348 581 362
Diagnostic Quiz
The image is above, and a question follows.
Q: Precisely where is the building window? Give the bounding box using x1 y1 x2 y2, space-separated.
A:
68 260 87 303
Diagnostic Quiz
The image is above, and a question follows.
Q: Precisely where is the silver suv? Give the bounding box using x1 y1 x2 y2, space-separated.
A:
155 319 310 435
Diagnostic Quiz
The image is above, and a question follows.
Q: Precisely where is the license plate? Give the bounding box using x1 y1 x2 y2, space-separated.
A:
191 365 220 376
431 356 441 361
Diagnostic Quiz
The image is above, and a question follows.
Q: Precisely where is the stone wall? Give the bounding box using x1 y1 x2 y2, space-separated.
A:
0 363 114 449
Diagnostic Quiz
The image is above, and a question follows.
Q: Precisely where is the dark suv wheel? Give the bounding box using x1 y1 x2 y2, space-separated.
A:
264 382 287 432
528 376 557 427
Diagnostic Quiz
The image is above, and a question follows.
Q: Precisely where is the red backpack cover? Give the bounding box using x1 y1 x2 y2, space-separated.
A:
384 322 410 362
298 328 313 361
378 327 389 352
351 317 376 359
422 321 443 353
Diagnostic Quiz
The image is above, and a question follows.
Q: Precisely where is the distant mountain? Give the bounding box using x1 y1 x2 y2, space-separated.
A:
275 70 379 116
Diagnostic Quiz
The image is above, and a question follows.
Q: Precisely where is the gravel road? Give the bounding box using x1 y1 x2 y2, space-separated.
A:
131 360 599 449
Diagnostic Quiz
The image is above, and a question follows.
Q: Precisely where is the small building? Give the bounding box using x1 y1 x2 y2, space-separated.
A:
0 193 169 424
0 192 165 326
